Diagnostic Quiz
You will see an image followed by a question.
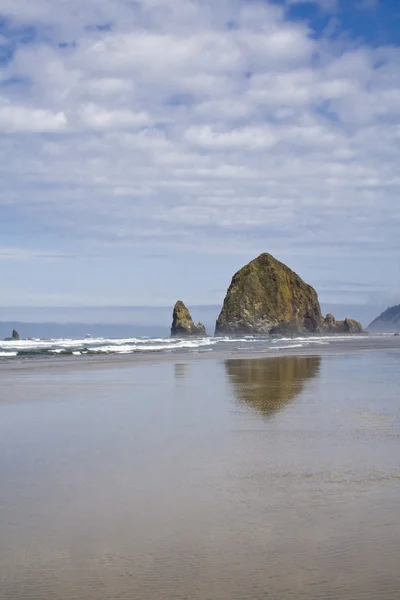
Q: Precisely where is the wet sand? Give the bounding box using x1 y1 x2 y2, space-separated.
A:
1 343 400 599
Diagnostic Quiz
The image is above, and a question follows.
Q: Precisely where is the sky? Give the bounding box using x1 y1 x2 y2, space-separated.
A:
1 0 400 322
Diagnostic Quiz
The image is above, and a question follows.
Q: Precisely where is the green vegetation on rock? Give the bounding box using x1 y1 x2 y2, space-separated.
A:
171 301 206 338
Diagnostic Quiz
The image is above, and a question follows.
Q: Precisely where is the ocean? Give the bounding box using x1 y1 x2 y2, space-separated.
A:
1 338 400 599
0 332 398 361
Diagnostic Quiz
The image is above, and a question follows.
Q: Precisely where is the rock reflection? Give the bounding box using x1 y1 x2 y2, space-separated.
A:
174 363 188 380
225 356 321 417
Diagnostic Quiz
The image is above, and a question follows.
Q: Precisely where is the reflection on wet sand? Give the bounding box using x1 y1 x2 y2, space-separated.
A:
174 363 188 379
225 355 321 417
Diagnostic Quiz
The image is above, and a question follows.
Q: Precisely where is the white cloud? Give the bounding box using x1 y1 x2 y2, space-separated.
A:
0 0 399 270
0 99 67 132
78 103 150 129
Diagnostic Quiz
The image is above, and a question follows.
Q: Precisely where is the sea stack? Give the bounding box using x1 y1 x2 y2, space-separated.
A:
215 253 363 336
171 301 206 337
215 253 322 335
4 329 20 341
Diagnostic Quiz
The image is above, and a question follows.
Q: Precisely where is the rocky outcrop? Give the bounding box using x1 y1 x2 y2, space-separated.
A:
322 315 363 334
215 253 323 335
171 301 206 337
4 329 20 341
368 304 400 333
341 318 363 334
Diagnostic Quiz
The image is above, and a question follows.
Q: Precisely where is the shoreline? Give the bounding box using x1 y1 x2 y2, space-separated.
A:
1 336 400 375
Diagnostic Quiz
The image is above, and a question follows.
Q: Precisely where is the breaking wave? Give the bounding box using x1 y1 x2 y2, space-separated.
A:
0 333 371 361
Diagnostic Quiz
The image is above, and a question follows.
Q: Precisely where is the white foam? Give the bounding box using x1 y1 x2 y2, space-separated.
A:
89 345 135 354
273 344 304 350
0 331 380 360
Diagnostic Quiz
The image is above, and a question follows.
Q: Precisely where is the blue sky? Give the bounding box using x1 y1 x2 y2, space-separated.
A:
0 0 400 320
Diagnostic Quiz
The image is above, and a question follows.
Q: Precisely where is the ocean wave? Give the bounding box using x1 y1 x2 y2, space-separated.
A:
0 332 386 361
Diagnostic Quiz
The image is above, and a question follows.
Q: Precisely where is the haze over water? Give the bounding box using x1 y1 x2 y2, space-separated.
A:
1 348 400 600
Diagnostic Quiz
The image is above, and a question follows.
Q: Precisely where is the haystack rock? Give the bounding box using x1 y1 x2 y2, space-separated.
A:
215 253 323 336
171 301 206 337
215 253 363 336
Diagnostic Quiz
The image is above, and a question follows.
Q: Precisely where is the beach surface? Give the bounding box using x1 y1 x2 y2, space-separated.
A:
1 338 400 599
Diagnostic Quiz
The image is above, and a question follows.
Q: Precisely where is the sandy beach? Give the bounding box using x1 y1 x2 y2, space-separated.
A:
1 338 400 599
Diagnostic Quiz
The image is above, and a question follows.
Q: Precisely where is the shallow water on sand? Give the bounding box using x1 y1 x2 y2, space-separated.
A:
1 351 400 599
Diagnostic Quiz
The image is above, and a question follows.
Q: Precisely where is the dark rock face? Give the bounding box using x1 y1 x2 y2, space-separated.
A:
269 322 304 337
368 304 400 333
215 253 322 335
171 301 206 337
4 329 20 341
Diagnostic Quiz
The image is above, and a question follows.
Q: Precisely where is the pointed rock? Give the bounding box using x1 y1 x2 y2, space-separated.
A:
171 301 206 337
4 329 20 341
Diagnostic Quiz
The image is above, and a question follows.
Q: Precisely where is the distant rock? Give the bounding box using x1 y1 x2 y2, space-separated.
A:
368 304 400 333
4 329 20 341
215 253 322 335
322 314 363 334
171 301 206 337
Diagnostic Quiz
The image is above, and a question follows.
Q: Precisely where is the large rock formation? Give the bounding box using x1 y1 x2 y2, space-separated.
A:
215 253 363 336
215 253 323 335
368 304 400 333
171 301 206 337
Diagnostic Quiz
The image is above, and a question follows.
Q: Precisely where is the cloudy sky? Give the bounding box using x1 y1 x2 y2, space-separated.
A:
1 0 399 319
